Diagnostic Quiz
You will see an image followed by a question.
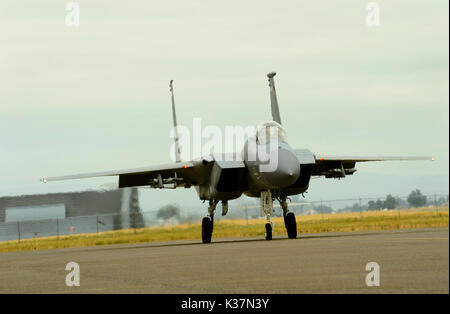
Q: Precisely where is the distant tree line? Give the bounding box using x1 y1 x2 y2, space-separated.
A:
332 189 447 213
156 204 180 221
406 189 427 208
289 189 448 215
153 189 448 222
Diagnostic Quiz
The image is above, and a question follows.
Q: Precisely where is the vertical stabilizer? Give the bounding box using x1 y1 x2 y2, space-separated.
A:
169 80 182 163
267 72 282 125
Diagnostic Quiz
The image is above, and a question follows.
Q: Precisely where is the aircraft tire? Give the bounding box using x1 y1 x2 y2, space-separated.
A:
202 217 213 244
265 223 272 240
284 212 297 239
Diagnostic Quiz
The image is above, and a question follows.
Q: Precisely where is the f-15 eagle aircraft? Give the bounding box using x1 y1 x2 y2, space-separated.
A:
42 72 434 243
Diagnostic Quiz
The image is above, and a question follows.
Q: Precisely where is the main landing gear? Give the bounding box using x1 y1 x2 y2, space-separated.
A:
202 216 213 244
201 194 298 243
202 200 218 244
280 197 297 239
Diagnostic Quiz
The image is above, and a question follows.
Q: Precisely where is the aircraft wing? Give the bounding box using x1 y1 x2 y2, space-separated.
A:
294 149 434 178
310 154 435 178
41 161 209 188
313 155 434 162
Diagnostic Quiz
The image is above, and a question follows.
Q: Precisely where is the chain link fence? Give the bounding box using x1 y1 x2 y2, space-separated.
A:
0 193 448 242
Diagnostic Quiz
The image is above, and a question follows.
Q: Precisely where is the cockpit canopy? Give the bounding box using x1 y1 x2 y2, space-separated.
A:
256 121 288 145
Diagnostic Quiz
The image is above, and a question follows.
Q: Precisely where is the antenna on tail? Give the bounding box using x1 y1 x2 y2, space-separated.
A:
267 72 282 125
169 80 182 163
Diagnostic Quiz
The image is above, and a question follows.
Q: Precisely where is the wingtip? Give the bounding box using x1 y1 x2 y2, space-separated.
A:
40 178 47 183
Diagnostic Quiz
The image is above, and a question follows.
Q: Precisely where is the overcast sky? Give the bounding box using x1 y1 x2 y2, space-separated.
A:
0 1 448 211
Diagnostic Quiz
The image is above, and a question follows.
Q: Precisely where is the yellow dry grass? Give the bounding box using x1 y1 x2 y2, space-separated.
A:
0 206 448 253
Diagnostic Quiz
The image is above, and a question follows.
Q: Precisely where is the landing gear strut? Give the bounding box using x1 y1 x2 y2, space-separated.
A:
261 190 274 240
280 197 297 239
202 200 218 244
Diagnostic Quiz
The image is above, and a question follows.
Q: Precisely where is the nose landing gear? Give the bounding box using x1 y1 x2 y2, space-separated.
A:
265 222 273 240
261 190 274 240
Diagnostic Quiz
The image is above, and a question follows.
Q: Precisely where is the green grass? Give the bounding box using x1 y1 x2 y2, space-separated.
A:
0 206 448 253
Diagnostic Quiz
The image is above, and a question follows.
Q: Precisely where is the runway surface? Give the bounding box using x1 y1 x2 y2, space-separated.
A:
0 228 448 293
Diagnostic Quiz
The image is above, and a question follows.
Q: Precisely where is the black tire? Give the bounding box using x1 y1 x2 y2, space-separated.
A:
202 217 212 244
284 212 297 239
265 223 272 240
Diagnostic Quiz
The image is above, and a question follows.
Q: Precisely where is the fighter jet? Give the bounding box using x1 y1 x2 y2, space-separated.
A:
41 72 434 243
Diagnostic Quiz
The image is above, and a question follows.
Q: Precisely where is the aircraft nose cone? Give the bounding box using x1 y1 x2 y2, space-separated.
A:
262 148 300 188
